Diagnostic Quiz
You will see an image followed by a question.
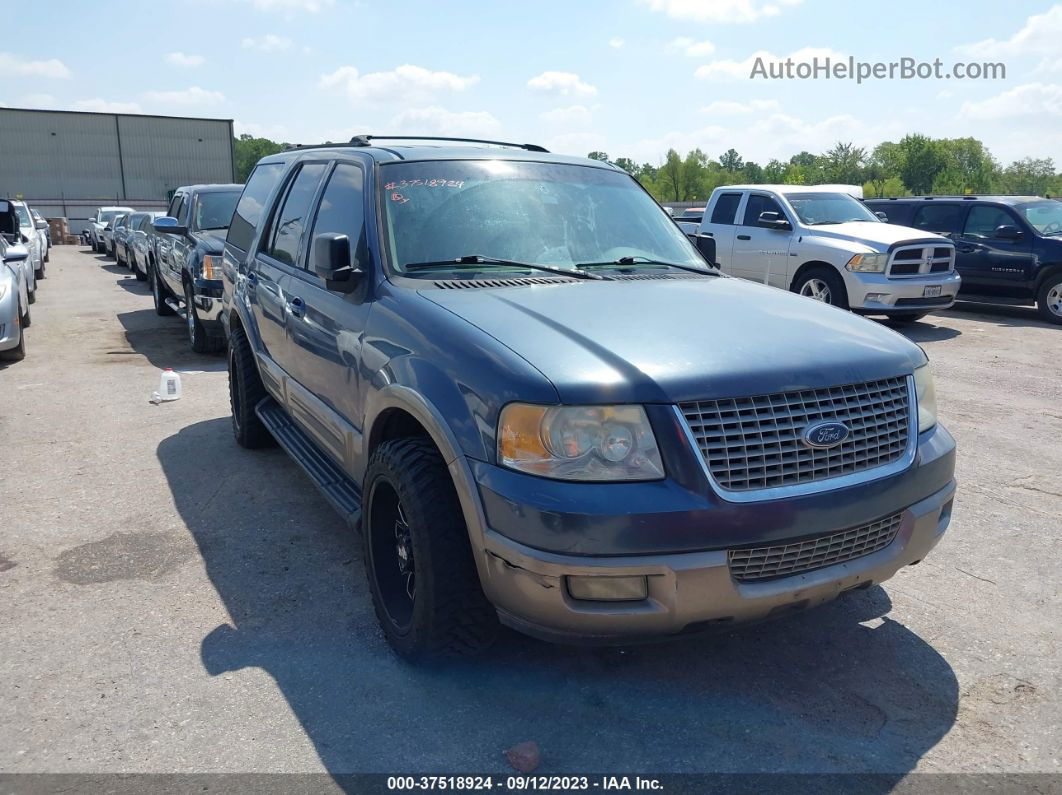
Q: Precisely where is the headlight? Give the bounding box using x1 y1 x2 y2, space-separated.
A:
846 252 889 272
914 364 937 433
202 255 221 280
498 404 664 481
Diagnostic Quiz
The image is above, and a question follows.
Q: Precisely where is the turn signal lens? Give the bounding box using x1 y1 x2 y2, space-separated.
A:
201 255 221 280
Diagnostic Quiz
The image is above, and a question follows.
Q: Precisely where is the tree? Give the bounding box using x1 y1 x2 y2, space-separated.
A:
587 151 610 162
763 159 786 182
233 134 287 182
932 138 999 194
1001 157 1055 195
742 161 764 183
659 149 684 202
897 134 945 194
719 148 744 173
613 157 637 174
822 141 866 184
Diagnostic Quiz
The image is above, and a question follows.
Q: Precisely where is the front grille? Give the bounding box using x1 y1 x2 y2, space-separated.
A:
680 376 910 492
728 513 903 582
887 244 954 278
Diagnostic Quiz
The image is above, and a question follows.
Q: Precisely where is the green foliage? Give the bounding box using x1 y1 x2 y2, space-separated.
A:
233 134 287 182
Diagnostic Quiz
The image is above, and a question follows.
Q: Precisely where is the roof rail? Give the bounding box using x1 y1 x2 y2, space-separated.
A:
349 134 549 153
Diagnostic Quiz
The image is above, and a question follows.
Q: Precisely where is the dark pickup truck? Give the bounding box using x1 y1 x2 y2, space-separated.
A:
150 183 243 352
220 135 956 661
865 196 1062 324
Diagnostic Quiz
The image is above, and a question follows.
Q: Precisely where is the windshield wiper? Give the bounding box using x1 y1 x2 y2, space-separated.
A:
403 255 603 280
576 256 718 276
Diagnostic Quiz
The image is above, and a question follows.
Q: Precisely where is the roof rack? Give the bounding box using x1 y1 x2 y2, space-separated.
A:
349 135 549 153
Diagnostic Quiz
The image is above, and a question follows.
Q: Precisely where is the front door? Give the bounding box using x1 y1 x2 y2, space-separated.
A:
955 204 1035 294
731 193 792 287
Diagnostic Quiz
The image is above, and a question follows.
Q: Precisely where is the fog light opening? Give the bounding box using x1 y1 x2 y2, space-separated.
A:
865 292 889 303
566 575 648 602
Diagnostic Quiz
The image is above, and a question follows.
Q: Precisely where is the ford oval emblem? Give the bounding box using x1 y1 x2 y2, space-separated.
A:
803 420 850 449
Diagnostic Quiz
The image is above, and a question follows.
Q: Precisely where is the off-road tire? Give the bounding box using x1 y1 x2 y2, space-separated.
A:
363 438 498 661
228 327 275 449
151 264 175 316
1036 272 1062 325
185 281 225 354
792 267 850 310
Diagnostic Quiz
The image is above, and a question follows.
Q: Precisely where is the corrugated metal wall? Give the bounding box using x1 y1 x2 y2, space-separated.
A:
0 108 234 206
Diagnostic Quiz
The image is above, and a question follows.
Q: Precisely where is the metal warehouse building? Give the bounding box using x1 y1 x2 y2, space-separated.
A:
0 108 236 234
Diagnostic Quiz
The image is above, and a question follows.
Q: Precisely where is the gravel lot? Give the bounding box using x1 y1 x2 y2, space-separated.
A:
1 246 1059 785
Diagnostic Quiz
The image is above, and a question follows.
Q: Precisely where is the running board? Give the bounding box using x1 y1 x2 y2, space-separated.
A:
255 397 362 527
164 297 187 320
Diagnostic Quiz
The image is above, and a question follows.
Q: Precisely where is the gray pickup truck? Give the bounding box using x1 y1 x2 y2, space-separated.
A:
220 135 956 661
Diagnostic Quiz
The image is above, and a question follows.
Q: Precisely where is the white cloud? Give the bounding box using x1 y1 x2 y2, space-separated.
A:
539 105 593 125
320 64 479 106
956 5 1062 58
389 106 502 136
609 37 625 49
22 93 57 108
166 51 205 67
667 37 716 57
642 0 802 24
695 47 846 81
240 34 292 52
247 0 333 12
527 71 597 97
0 52 71 79
700 98 780 115
143 86 226 106
71 98 144 114
960 83 1062 120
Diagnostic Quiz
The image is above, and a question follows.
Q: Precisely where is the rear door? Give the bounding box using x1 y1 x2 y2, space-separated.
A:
730 192 793 287
156 193 183 282
956 204 1035 294
701 191 741 270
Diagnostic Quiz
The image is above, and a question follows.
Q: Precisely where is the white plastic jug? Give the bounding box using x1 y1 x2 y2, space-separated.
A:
158 368 182 401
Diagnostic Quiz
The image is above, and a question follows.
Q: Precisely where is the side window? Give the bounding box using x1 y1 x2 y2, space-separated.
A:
307 163 366 274
912 204 962 234
710 193 741 224
176 196 191 226
228 163 285 252
167 194 182 217
264 163 327 266
963 206 1016 238
742 194 785 226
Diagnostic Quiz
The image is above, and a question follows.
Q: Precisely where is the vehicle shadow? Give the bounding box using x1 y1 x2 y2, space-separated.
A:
115 275 150 296
157 418 959 785
887 318 962 343
115 308 226 372
944 301 1057 330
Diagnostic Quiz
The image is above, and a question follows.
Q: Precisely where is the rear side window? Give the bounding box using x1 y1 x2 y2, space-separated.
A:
264 163 327 266
742 194 785 226
710 193 741 224
167 194 183 217
307 163 366 273
228 163 285 252
963 205 1017 238
912 204 963 234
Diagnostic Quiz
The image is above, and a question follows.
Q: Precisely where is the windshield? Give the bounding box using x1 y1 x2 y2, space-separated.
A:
1019 201 1062 235
194 191 240 231
380 160 702 274
15 205 31 227
99 210 120 223
784 192 879 225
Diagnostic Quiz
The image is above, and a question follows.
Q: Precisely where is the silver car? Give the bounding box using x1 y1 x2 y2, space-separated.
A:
0 199 36 306
0 238 31 362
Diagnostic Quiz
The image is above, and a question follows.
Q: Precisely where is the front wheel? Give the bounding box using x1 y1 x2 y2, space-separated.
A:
185 281 224 354
792 268 850 310
228 327 275 449
363 438 498 661
1036 273 1062 325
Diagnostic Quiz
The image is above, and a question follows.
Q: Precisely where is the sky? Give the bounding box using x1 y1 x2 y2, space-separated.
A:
3 0 1061 167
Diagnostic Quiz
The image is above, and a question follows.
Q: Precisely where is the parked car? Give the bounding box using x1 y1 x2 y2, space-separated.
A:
9 200 46 282
112 213 135 267
691 185 961 324
674 206 705 236
102 212 130 258
0 239 31 362
127 212 163 282
151 183 242 353
87 206 133 254
30 208 51 260
0 199 37 305
865 195 1062 325
219 137 956 660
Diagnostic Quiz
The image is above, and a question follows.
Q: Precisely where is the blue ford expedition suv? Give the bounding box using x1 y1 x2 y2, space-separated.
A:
221 136 957 660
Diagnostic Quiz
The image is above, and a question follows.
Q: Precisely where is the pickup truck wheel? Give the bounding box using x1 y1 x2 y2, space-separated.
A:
151 265 175 316
228 328 275 449
793 268 849 310
185 281 224 354
364 438 498 661
1036 273 1062 325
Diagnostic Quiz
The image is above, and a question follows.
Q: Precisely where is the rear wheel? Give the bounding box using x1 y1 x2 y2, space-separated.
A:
793 267 850 310
151 264 175 316
228 327 275 449
133 257 147 281
363 438 498 661
1036 273 1062 325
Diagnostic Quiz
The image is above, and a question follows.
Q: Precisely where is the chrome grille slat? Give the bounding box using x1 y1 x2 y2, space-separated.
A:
728 513 903 581
680 376 910 492
886 243 955 278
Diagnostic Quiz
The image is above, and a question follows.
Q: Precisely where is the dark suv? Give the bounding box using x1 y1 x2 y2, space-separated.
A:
865 196 1062 324
221 135 956 660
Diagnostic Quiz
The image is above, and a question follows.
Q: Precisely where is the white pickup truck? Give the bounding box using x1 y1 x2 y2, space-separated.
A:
690 185 962 323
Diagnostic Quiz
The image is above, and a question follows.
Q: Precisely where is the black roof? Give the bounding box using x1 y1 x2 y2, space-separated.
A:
866 195 1048 205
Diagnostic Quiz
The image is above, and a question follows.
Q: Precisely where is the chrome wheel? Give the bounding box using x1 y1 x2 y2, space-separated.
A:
800 278 832 303
185 284 196 342
1047 284 1062 317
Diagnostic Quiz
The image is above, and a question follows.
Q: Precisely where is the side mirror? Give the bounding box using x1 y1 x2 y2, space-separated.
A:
994 224 1022 240
875 211 888 222
35 219 47 230
694 233 716 265
758 211 790 229
3 245 28 263
313 232 362 291
153 216 187 236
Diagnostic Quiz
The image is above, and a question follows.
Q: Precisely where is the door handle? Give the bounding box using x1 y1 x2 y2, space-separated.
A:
245 271 258 290
287 296 305 318
737 234 751 240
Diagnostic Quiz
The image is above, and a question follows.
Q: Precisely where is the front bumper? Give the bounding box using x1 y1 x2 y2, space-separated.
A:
844 270 961 313
480 480 955 643
191 277 225 323
0 291 21 351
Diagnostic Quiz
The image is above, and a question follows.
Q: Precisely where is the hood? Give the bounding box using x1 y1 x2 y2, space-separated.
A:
421 275 926 404
804 221 948 250
191 230 226 251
